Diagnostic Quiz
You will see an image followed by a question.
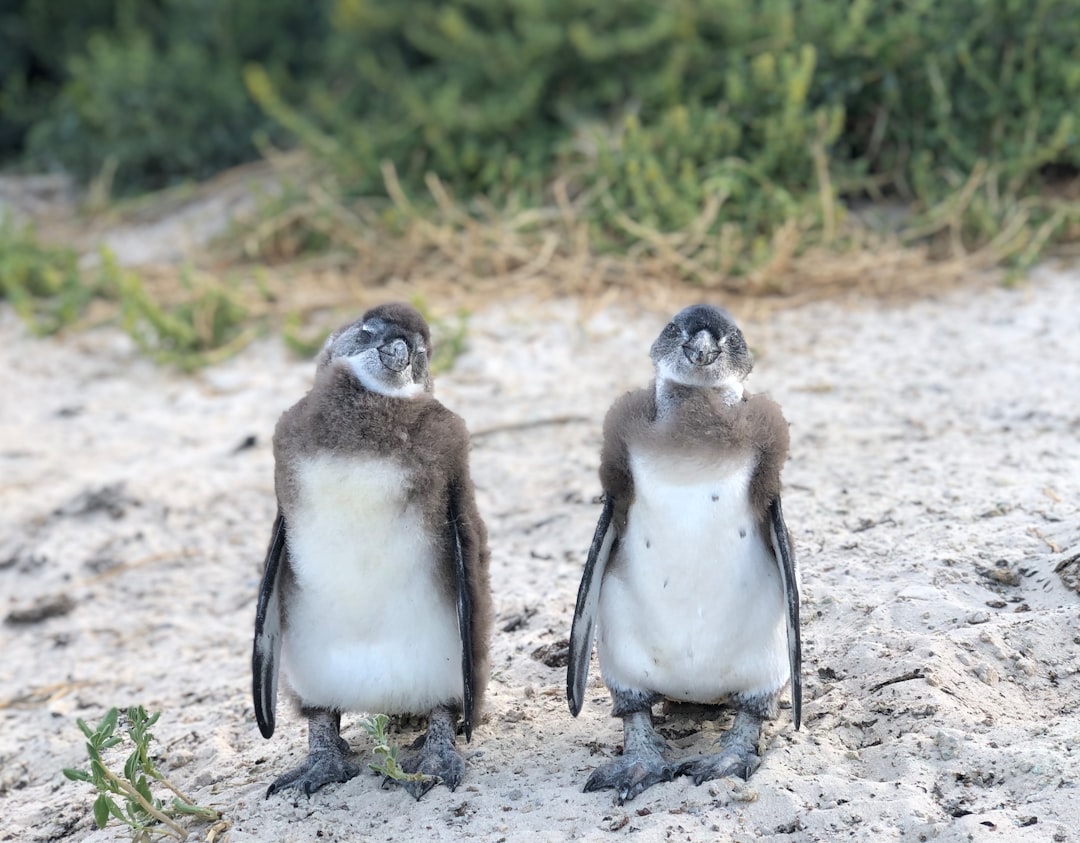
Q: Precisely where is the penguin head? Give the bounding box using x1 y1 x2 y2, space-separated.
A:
650 304 753 395
318 303 433 397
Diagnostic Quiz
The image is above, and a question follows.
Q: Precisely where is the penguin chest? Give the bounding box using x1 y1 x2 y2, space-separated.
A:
597 449 788 701
281 453 463 714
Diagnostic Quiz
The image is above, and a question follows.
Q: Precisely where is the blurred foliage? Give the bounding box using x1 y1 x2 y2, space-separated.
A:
241 0 1080 271
2 0 1079 275
2 0 327 193
0 215 92 334
26 33 261 195
110 256 256 370
0 219 255 369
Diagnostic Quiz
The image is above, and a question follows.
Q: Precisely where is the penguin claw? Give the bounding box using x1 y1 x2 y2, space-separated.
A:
266 752 360 798
392 740 464 797
395 773 441 801
677 747 761 786
583 754 675 804
379 772 440 800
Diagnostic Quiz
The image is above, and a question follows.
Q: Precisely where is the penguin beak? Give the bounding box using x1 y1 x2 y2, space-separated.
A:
682 331 720 366
378 338 410 373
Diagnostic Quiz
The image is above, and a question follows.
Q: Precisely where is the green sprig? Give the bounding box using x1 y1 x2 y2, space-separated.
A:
358 713 433 786
62 706 221 841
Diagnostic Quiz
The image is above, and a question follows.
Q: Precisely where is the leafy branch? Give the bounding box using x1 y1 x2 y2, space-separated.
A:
358 714 435 787
62 706 223 841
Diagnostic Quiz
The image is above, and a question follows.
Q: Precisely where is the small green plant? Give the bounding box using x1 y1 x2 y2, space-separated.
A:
0 226 260 370
282 310 330 359
358 713 433 786
62 706 222 842
429 309 470 376
409 298 470 375
103 252 256 371
0 215 96 335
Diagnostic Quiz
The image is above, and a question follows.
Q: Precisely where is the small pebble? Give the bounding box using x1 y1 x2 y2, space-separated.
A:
1014 657 1037 677
729 782 758 803
935 731 959 761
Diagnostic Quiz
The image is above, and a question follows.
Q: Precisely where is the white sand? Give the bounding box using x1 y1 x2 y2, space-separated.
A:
1 267 1077 843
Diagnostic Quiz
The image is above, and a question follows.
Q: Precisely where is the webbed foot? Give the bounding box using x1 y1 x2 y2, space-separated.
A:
583 709 674 803
266 708 358 798
584 752 675 803
388 706 465 800
678 708 764 785
266 751 360 797
678 746 760 784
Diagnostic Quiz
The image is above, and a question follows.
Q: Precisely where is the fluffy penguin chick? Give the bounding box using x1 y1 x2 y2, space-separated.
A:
567 304 802 804
253 302 493 799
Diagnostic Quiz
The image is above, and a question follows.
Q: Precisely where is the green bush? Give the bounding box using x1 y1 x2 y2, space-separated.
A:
0 216 91 334
0 219 255 368
292 0 1080 246
0 0 116 154
26 33 260 192
8 0 327 194
4 0 1079 263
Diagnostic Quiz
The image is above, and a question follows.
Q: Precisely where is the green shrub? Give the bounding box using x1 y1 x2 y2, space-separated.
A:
6 0 1080 268
0 0 120 156
0 216 92 334
12 0 328 194
107 255 255 370
0 220 255 369
26 34 259 193
239 0 1080 266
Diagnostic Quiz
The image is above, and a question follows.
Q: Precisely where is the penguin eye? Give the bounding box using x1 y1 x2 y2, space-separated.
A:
359 329 374 344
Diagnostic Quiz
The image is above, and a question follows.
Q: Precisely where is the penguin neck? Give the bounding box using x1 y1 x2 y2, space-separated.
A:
654 377 745 419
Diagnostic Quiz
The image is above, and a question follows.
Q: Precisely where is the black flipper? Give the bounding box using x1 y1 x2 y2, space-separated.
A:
253 510 286 739
767 496 802 730
449 484 475 742
567 495 616 717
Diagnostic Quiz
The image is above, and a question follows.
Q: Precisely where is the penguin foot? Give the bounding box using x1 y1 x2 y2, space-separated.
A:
583 751 675 804
677 707 765 785
384 705 464 800
396 743 465 799
677 745 761 785
266 709 359 798
265 750 360 798
584 707 675 803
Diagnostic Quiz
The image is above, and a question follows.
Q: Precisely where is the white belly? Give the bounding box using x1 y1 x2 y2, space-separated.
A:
281 454 463 714
597 449 788 702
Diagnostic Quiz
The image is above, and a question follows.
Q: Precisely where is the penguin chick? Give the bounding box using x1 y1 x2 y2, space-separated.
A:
567 304 801 804
253 302 493 799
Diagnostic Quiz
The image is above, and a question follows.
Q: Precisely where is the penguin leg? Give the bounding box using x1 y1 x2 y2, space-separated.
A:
396 705 465 800
584 701 675 804
678 692 776 785
266 708 359 797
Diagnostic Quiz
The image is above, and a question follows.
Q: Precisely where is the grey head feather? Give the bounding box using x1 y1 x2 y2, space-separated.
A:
650 305 753 406
316 302 434 396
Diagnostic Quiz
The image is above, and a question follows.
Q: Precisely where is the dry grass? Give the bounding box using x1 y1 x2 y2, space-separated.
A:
19 152 1079 368
201 158 1032 320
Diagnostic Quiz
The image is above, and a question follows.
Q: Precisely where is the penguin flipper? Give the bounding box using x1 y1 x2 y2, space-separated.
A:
449 484 476 742
253 509 286 739
768 496 802 730
567 495 616 717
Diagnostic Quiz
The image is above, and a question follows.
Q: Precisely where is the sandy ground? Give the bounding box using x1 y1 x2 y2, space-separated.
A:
1 266 1078 843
